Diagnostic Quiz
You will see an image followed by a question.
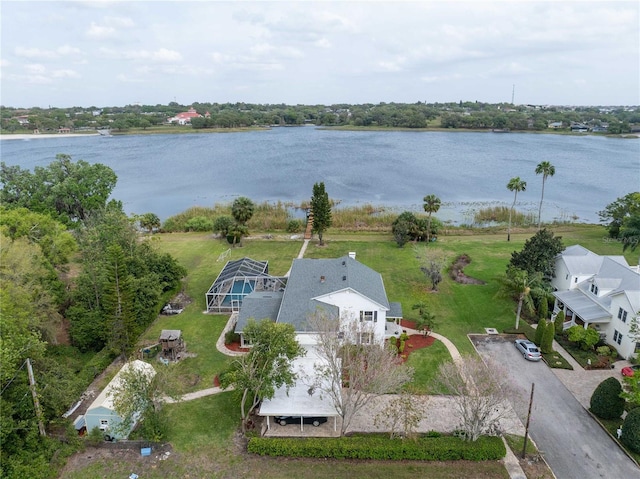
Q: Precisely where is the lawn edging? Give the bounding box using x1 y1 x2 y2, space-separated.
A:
247 434 506 461
585 408 640 467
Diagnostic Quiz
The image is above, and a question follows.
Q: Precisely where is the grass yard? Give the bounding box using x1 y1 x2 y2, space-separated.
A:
61 224 630 478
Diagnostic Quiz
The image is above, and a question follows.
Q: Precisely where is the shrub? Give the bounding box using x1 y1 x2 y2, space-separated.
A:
224 330 241 345
286 219 304 233
538 297 548 321
596 346 611 357
590 377 625 420
541 320 555 354
534 319 546 346
247 435 505 461
621 407 640 453
185 216 213 232
554 310 565 334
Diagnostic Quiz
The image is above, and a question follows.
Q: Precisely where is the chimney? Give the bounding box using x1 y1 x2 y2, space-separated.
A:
348 252 356 260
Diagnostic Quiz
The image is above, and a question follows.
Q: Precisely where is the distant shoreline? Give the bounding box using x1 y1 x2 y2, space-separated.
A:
0 133 100 141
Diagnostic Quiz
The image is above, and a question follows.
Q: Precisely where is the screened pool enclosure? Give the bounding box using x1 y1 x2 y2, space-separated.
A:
205 257 287 313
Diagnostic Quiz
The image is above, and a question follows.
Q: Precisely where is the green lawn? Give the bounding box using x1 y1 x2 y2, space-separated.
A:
60 224 627 478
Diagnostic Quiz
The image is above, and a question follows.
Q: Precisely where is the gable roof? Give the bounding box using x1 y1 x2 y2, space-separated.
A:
553 245 640 322
87 360 156 413
235 291 283 332
275 256 389 331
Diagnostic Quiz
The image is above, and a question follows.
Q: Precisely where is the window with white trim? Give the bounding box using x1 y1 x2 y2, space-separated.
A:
590 284 598 295
358 332 373 344
618 307 628 323
359 311 378 322
613 330 622 345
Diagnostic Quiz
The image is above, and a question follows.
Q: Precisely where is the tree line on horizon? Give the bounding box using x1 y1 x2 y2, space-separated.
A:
2 101 637 133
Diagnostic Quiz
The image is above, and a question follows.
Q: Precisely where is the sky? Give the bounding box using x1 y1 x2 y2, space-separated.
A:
1 0 638 109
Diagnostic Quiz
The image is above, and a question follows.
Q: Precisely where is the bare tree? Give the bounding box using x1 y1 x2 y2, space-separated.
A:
373 392 425 439
432 355 521 441
308 310 414 435
414 245 448 291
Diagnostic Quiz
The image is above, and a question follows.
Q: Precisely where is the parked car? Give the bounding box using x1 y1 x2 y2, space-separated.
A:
515 339 542 361
275 416 328 427
621 364 640 377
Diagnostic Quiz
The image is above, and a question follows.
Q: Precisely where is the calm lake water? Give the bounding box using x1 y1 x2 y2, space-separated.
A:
1 127 638 225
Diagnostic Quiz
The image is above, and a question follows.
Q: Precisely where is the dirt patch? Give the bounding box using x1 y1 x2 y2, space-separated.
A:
59 443 175 477
517 452 555 479
450 254 485 285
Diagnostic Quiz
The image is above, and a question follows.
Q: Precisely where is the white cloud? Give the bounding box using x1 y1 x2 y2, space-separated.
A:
15 47 57 59
86 21 116 38
99 47 182 63
52 69 80 79
116 73 144 83
314 38 331 49
104 16 134 28
25 64 46 74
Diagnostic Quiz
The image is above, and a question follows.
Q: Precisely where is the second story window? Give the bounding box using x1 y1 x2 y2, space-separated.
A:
360 311 378 322
618 307 628 323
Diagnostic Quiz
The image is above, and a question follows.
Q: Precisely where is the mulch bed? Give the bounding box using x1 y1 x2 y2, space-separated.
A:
226 342 250 353
450 254 486 285
226 329 435 364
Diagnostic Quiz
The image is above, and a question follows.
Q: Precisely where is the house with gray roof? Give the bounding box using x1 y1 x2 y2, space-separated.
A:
551 245 640 359
235 252 403 347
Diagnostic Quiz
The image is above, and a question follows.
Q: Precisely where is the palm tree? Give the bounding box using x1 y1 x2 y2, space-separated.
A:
535 161 555 230
506 177 526 242
423 194 441 243
231 196 255 225
496 267 543 329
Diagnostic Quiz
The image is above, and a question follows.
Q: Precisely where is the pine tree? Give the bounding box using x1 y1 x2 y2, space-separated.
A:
311 182 332 246
554 310 566 334
541 319 555 354
103 244 136 357
535 319 546 346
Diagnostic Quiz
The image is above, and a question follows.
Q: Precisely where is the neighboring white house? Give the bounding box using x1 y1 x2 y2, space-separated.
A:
551 245 640 359
84 360 156 440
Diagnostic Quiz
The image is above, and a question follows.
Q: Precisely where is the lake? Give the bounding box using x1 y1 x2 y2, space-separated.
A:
1 127 638 225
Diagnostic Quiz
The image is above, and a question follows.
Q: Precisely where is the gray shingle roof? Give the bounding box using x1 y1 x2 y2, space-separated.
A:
235 291 283 332
276 255 390 331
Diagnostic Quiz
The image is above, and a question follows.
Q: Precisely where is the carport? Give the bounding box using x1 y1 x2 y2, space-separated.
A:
258 350 340 433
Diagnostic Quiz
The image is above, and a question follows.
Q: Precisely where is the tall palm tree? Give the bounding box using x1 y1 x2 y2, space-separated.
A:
506 177 526 242
423 194 441 243
496 267 543 329
535 161 555 230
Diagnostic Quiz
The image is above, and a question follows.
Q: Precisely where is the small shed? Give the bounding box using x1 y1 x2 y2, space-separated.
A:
159 329 184 360
84 360 156 440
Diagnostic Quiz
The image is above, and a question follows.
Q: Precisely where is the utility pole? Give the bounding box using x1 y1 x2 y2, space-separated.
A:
522 382 534 458
26 358 46 437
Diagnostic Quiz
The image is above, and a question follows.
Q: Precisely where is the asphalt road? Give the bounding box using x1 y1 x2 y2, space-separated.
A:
473 336 638 479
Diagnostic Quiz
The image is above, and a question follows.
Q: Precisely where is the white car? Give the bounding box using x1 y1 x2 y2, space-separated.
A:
515 339 542 361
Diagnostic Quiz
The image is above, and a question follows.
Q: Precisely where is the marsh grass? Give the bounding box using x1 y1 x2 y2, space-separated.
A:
473 206 536 226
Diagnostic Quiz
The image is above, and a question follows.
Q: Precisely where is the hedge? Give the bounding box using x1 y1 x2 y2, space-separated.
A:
247 435 505 461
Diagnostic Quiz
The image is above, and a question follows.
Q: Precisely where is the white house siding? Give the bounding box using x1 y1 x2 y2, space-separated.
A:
605 293 638 359
314 289 387 343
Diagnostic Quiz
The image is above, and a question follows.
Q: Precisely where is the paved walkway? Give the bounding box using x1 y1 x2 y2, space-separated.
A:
549 337 631 409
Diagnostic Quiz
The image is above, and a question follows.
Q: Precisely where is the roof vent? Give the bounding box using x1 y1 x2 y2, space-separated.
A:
342 275 347 281
320 276 325 283
348 252 356 260
342 261 346 266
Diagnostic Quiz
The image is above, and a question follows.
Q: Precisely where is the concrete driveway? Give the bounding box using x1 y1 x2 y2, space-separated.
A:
473 335 638 479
